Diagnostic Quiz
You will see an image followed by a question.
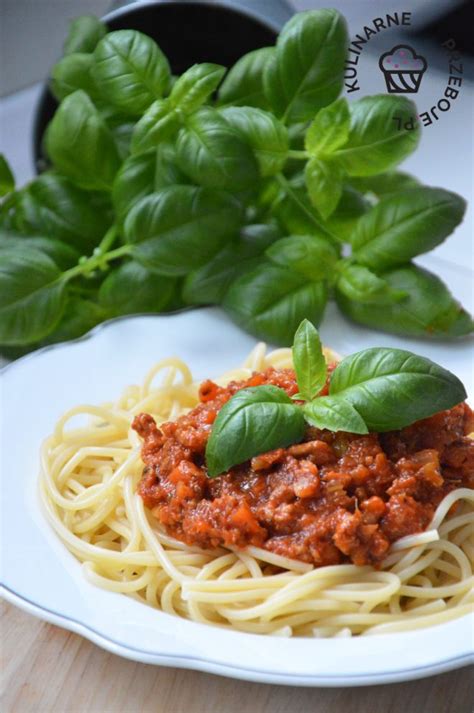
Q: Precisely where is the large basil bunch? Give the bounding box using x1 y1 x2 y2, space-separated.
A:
0 10 471 355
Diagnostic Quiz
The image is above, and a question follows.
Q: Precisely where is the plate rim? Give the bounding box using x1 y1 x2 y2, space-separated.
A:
2 585 472 686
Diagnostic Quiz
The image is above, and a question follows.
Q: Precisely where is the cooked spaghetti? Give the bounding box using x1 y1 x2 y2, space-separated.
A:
40 345 474 637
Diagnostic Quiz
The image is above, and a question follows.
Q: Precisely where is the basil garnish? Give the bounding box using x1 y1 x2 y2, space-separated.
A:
329 347 466 431
205 321 467 476
206 385 306 477
292 319 326 401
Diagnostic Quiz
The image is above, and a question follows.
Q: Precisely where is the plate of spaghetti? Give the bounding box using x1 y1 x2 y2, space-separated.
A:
1 307 473 686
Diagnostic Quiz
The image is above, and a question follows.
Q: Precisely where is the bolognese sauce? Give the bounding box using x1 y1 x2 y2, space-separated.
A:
133 367 474 568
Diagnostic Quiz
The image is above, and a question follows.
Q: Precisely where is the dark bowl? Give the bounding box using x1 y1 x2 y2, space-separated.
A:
32 0 284 172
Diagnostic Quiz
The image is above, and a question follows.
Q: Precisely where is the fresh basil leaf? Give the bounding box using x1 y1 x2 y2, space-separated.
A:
181 245 252 305
349 171 420 199
329 347 467 432
130 100 178 154
0 247 67 345
0 230 80 270
46 90 121 191
99 260 176 315
112 150 156 223
13 174 112 253
112 145 189 224
352 187 467 270
205 385 305 476
304 157 344 219
109 121 135 160
217 47 274 109
219 106 289 177
182 223 280 305
266 234 338 281
170 63 226 113
223 261 328 345
271 175 340 248
336 263 474 339
336 263 406 304
305 98 350 156
334 95 420 176
241 222 282 251
50 53 101 102
303 397 368 434
263 10 348 123
63 15 106 55
0 154 15 196
43 297 107 345
124 186 242 276
153 143 189 190
292 319 327 401
326 186 370 241
92 30 171 115
176 107 259 191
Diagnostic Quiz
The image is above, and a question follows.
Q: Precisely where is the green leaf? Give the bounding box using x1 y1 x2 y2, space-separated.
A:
170 63 226 113
109 121 135 160
217 47 274 109
92 30 171 115
223 261 328 345
205 385 305 476
0 154 15 196
349 171 420 199
304 157 344 219
336 263 474 339
99 260 176 315
176 107 259 191
112 145 189 224
266 234 338 281
326 186 370 241
335 95 420 176
263 10 348 123
112 150 156 223
124 186 242 276
0 247 67 345
43 297 107 345
336 263 406 304
153 143 189 190
292 319 327 401
131 100 178 154
46 90 121 191
352 187 467 270
183 223 280 305
219 106 289 177
305 98 350 156
50 53 101 102
329 347 467 432
0 230 80 270
63 15 106 55
271 175 340 248
303 397 368 434
13 174 112 253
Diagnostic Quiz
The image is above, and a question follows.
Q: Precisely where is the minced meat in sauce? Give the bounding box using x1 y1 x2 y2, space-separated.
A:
133 367 474 568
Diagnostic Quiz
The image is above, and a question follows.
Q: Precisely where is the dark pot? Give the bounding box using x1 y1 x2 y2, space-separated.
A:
32 0 293 172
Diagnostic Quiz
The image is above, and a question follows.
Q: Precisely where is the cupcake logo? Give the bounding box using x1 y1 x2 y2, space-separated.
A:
379 45 427 93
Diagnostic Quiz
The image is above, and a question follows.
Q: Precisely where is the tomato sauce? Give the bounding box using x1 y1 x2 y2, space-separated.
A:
133 368 474 567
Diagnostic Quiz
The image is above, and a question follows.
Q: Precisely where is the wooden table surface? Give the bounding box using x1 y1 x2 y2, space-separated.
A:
1 601 472 713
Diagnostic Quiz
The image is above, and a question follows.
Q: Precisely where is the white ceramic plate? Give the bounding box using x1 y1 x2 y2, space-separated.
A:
1 306 473 686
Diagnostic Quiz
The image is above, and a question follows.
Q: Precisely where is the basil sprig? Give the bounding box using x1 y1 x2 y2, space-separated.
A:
205 319 467 476
0 9 472 356
206 385 306 477
292 319 326 401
